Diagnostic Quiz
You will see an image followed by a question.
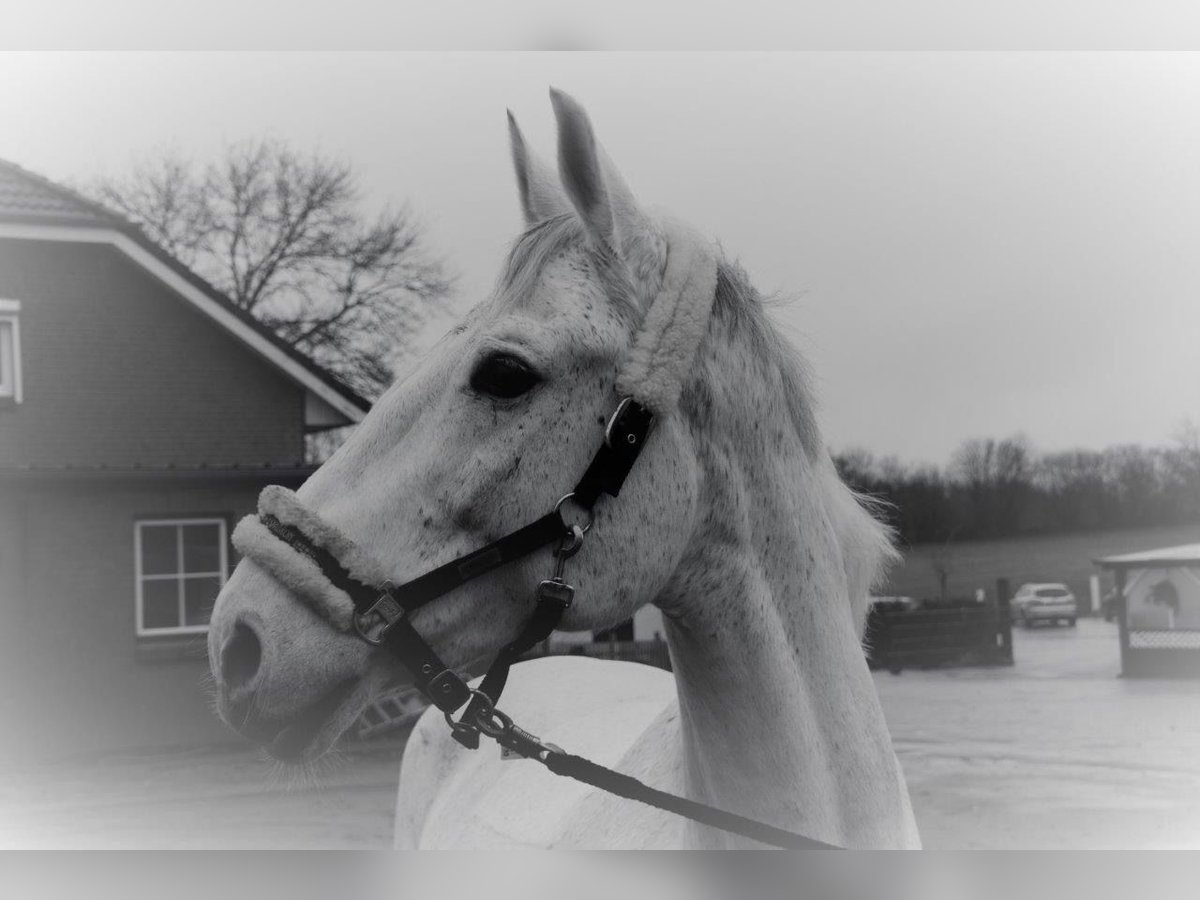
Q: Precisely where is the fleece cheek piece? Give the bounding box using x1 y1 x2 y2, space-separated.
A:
616 218 717 417
231 486 391 632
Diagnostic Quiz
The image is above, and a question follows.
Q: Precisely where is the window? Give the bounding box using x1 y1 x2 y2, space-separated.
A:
135 519 228 636
0 299 21 403
1035 587 1071 598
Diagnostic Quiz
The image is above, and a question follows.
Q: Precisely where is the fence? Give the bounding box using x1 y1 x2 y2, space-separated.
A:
356 685 430 738
865 581 1014 673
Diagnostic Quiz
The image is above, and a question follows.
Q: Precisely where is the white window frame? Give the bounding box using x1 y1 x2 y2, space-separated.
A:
0 299 22 403
134 518 228 637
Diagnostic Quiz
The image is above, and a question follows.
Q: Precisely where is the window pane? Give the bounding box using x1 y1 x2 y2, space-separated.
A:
182 523 222 574
140 525 178 575
142 579 180 630
183 576 221 627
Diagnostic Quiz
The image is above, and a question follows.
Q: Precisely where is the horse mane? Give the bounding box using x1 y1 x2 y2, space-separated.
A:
704 259 899 630
498 216 897 630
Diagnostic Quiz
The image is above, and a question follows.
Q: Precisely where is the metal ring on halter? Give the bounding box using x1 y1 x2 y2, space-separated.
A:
443 687 512 738
475 704 514 739
556 523 586 559
553 492 594 536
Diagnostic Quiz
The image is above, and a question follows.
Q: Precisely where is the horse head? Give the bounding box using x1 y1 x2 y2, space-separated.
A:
207 90 706 761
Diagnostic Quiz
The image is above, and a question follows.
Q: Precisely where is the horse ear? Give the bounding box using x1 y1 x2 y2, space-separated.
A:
549 88 664 304
508 110 571 226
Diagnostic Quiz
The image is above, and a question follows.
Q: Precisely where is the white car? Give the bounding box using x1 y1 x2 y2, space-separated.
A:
1012 582 1077 627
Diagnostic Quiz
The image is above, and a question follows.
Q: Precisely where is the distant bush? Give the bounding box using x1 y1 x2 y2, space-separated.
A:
835 425 1200 544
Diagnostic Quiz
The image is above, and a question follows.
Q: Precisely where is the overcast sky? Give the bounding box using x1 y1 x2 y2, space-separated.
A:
2 52 1196 465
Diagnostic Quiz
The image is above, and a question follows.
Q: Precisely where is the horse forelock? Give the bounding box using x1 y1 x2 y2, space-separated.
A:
494 214 640 322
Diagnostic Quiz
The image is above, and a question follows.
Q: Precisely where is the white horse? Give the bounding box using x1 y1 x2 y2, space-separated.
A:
207 89 920 849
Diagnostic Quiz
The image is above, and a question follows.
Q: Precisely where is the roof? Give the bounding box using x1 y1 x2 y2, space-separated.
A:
0 158 371 424
1094 544 1200 569
0 160 124 227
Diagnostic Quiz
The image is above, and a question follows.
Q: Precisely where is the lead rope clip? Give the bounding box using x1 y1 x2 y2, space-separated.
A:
536 523 584 610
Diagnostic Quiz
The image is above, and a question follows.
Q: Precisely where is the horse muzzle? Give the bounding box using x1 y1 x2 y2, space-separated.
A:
208 561 375 760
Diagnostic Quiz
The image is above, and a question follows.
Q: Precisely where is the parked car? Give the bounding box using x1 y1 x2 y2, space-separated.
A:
1011 583 1077 627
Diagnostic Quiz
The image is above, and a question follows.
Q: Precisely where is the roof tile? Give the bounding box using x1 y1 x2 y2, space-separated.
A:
0 159 120 224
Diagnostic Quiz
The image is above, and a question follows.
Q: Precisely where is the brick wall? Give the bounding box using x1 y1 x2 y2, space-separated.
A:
0 477 306 760
0 238 305 467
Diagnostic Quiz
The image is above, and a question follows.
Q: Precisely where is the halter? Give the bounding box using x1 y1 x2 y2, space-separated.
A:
231 221 836 849
243 395 654 737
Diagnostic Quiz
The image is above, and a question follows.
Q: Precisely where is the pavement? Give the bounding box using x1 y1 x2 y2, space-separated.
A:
2 618 1198 848
878 617 1200 848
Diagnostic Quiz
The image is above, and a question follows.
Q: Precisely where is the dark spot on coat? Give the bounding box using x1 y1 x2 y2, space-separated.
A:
504 455 523 480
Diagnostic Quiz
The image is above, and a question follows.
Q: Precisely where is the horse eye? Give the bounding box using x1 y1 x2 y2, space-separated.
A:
469 353 541 399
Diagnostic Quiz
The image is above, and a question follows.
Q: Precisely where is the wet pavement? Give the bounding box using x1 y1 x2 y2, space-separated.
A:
3 618 1197 848
878 618 1200 848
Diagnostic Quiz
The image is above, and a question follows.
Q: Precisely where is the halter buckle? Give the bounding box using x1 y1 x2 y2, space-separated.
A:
604 396 653 449
353 583 404 646
536 578 575 609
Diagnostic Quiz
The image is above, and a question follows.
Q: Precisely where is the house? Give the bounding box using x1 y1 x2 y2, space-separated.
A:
0 160 371 760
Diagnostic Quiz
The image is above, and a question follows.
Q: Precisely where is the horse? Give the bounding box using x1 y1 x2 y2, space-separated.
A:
207 88 921 849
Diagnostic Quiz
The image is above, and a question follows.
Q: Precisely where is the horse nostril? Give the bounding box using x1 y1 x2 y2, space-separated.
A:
221 620 263 695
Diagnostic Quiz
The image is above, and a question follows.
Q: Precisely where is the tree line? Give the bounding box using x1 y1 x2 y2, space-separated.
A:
835 425 1200 546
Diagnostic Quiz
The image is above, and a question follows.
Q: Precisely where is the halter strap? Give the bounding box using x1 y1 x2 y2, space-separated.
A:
256 508 573 712
233 390 656 711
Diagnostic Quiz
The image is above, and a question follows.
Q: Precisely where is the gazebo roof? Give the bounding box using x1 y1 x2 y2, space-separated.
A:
1094 544 1200 569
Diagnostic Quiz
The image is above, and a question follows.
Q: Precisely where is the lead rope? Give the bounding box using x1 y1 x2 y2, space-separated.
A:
445 547 839 850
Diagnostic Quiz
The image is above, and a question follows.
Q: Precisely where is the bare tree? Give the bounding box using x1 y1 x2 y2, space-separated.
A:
91 140 452 398
951 435 1033 537
1037 449 1110 529
1165 418 1200 522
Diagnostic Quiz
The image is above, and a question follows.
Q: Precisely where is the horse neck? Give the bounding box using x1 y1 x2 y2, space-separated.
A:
656 305 915 848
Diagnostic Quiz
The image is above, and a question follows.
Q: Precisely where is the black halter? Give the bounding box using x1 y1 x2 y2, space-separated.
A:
260 396 656 737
